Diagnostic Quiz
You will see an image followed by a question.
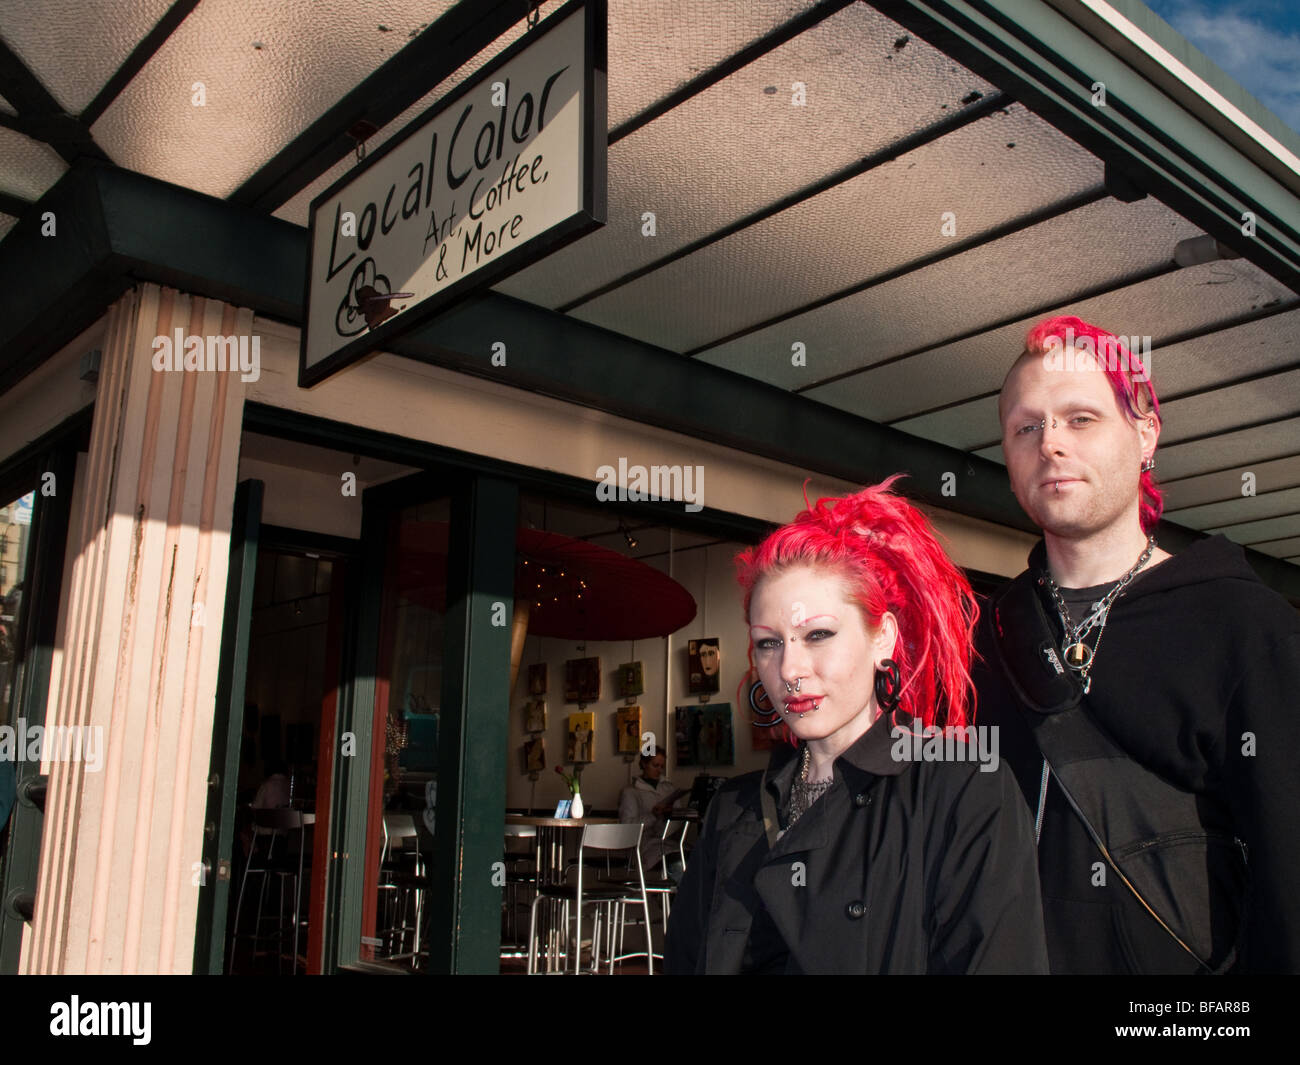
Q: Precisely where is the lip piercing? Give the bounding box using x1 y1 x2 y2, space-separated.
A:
783 699 821 717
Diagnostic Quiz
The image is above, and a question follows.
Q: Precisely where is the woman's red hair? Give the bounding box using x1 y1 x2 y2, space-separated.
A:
1023 315 1164 533
734 477 978 730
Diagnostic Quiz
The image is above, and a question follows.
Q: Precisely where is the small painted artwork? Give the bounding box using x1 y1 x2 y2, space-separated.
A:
564 657 601 703
675 704 734 766
523 736 546 773
616 661 644 699
528 662 548 696
524 699 547 733
616 705 642 754
567 711 595 763
687 637 720 694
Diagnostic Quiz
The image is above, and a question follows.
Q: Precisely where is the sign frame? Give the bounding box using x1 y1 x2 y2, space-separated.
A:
298 0 607 388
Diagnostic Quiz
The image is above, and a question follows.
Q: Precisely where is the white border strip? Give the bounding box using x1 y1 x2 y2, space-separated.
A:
1079 0 1300 178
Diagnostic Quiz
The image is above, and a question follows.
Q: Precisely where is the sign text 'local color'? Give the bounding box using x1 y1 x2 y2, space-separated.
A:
300 1 606 386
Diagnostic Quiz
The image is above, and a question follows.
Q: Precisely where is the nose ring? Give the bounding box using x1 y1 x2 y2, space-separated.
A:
784 677 802 694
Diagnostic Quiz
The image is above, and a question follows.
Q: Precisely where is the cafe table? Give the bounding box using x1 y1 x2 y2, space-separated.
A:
505 813 620 973
504 813 617 887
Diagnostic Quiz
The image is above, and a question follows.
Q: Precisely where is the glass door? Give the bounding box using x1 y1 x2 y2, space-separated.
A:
360 497 450 968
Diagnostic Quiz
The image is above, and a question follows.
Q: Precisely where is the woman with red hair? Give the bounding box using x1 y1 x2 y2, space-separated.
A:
665 478 1048 973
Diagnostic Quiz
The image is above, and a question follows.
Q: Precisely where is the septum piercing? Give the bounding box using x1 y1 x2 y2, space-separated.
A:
785 677 802 693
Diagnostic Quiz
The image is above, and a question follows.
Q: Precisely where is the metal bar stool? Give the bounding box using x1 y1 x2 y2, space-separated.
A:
230 808 307 974
526 822 650 974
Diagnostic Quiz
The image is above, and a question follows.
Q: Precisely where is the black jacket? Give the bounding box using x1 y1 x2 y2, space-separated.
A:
974 535 1300 973
663 710 1049 974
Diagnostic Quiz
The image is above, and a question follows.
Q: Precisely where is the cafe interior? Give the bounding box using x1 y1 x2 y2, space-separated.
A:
221 478 844 974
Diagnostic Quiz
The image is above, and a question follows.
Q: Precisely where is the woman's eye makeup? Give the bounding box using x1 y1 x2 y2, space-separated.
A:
753 629 834 649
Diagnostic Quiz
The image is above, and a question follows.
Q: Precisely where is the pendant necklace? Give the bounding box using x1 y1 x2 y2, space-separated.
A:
1040 535 1155 694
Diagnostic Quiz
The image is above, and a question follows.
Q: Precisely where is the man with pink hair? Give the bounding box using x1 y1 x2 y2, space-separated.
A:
976 314 1300 973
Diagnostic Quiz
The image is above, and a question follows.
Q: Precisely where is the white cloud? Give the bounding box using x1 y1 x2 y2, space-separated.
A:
1153 1 1300 132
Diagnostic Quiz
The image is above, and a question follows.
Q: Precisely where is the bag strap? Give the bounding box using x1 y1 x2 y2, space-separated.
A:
991 574 1226 973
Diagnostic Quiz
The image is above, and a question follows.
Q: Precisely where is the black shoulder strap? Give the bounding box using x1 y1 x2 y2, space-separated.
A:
991 574 1234 973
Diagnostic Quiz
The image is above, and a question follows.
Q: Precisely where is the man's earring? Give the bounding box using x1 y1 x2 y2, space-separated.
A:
1141 457 1155 473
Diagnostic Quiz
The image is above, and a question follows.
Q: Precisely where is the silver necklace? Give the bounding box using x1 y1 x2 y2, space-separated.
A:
1040 535 1155 694
788 746 833 826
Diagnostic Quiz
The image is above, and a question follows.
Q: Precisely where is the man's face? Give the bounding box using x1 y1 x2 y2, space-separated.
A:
1000 351 1156 541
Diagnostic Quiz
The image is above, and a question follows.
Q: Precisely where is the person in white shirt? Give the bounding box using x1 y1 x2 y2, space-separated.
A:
618 747 688 873
252 762 291 809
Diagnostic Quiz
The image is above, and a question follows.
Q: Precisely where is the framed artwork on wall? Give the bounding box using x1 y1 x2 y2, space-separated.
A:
674 703 734 766
687 637 720 694
564 657 601 703
567 711 595 762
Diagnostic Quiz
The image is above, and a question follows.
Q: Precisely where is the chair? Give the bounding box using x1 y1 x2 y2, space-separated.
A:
501 824 538 953
606 817 686 969
378 813 426 965
526 822 651 974
229 808 308 974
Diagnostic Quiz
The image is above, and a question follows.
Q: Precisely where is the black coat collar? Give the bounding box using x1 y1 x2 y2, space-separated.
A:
762 709 914 805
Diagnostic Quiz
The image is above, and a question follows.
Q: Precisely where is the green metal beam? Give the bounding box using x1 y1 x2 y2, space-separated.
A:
427 474 518 973
3 161 1299 598
193 479 262 974
327 488 389 971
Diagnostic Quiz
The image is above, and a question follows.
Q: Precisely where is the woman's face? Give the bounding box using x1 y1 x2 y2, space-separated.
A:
748 564 896 746
698 643 720 676
643 754 666 780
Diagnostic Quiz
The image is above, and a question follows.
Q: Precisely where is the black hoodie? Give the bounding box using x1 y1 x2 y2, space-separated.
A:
974 534 1300 974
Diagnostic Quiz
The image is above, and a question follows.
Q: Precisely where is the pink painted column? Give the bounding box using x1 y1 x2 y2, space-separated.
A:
22 284 249 973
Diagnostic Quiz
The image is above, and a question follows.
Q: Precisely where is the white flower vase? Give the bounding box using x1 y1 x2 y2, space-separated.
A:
570 791 584 819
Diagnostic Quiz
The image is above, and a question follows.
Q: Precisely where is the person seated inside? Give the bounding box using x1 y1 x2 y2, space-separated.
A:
252 760 291 809
619 747 689 878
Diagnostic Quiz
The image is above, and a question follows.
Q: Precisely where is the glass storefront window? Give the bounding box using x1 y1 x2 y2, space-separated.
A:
363 498 449 968
0 491 35 863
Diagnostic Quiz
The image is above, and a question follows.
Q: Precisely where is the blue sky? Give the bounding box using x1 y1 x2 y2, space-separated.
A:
1143 0 1300 135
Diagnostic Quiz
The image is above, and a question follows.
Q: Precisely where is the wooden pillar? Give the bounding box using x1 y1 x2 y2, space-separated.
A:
22 284 248 973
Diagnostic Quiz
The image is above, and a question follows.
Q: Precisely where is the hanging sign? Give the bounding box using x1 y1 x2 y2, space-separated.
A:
300 0 606 386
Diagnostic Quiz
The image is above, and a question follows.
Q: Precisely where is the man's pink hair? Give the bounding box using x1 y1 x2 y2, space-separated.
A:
734 477 978 730
1022 315 1164 533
